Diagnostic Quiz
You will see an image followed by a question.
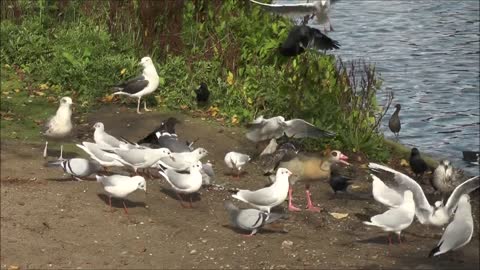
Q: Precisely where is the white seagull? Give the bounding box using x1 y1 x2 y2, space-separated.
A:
93 122 123 149
371 174 403 208
224 151 251 178
158 161 203 208
157 147 208 171
43 96 73 160
96 174 147 215
232 168 292 213
105 147 174 172
112 56 159 114
369 163 479 226
76 142 124 168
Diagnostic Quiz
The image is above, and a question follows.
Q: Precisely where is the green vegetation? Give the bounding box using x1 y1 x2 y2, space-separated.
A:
0 0 390 159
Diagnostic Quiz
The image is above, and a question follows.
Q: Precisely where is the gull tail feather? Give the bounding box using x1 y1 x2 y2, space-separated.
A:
428 241 443 257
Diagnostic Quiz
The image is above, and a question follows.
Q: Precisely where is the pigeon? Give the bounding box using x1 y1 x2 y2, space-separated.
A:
363 190 415 245
369 162 480 226
105 147 174 172
371 174 403 208
432 160 465 197
201 161 215 186
232 168 292 213
409 147 429 179
76 142 124 168
329 170 353 194
43 96 73 160
388 104 401 138
275 150 349 212
112 56 159 114
157 147 208 171
96 174 147 215
429 194 474 257
245 116 335 143
194 82 210 105
155 132 192 153
47 158 102 181
224 201 287 236
224 151 251 178
93 122 123 149
137 117 181 145
158 161 203 208
279 25 340 57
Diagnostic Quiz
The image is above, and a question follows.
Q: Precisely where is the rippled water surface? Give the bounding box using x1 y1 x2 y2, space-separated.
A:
276 0 480 174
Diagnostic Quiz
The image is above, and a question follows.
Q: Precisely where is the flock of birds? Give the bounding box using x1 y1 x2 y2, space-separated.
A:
38 0 480 263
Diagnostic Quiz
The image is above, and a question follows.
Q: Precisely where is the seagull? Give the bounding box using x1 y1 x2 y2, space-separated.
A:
279 25 340 57
409 147 429 179
96 174 146 215
329 170 353 194
201 161 215 186
112 56 159 114
432 160 465 197
158 161 203 208
47 158 102 181
194 82 210 105
232 168 292 213
245 116 335 143
157 147 208 171
388 104 401 138
224 201 287 236
371 174 403 208
105 147 174 172
93 122 123 149
363 190 415 245
137 117 181 145
369 162 480 226
259 138 279 156
249 0 337 30
43 97 73 160
76 142 124 168
429 194 474 257
224 151 251 178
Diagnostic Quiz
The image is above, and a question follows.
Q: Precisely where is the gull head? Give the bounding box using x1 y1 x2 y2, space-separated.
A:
158 148 174 161
60 96 73 106
276 167 292 178
194 148 208 158
434 200 444 209
190 161 203 171
439 159 450 171
133 176 147 192
93 122 104 131
330 150 350 165
140 56 153 67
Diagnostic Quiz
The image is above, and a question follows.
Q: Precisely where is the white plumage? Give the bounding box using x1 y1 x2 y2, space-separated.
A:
43 96 73 160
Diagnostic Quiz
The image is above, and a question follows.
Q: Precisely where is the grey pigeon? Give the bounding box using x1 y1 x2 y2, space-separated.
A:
47 158 102 181
224 201 286 236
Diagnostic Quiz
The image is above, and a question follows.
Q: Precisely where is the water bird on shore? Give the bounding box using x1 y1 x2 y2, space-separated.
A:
157 147 208 171
279 25 340 57
224 201 287 236
432 160 465 197
429 194 473 257
462 151 479 165
245 116 336 143
93 122 123 149
194 82 210 105
388 104 401 138
104 147 174 173
158 162 203 208
409 148 429 179
369 163 480 227
224 151 251 178
76 142 124 168
111 56 159 114
43 97 73 160
96 174 147 215
47 158 102 181
371 174 403 208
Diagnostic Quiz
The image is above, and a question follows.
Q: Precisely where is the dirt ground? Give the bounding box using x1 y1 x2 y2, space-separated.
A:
1 105 479 269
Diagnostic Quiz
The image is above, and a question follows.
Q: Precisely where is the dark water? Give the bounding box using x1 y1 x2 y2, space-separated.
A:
277 0 480 174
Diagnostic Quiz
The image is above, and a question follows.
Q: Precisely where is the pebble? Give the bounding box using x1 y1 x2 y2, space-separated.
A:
281 240 293 249
190 249 197 255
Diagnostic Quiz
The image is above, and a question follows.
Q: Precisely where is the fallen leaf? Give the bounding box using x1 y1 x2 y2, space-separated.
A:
39 83 49 90
247 97 253 104
400 159 409 167
2 91 10 95
35 91 45 96
231 115 239 125
351 185 360 189
14 88 20 93
120 68 126 75
3 116 13 121
101 95 114 103
8 265 20 270
226 71 234 86
329 212 348 219
180 105 188 110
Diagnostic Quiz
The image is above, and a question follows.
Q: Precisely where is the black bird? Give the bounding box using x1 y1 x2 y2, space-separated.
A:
409 148 429 179
329 170 353 194
137 117 181 145
388 104 401 137
279 25 340 57
462 151 479 164
194 82 210 105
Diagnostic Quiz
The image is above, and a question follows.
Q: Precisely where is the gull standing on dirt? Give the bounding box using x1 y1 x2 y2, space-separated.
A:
105 147 174 173
232 168 292 213
112 56 159 114
93 122 123 149
429 194 474 257
363 190 415 245
224 201 287 236
96 174 146 215
369 163 480 227
43 96 73 160
158 161 203 208
76 142 124 168
201 161 215 186
157 147 208 171
224 151 251 178
432 159 464 198
245 116 335 143
47 158 102 181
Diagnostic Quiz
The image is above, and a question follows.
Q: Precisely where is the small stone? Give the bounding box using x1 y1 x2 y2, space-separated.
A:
190 249 197 255
281 240 293 249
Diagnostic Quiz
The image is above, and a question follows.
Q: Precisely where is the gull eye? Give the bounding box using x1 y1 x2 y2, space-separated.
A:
332 151 338 157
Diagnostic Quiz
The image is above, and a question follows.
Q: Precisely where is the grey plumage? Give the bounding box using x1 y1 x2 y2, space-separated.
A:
432 160 464 196
388 104 401 137
48 158 102 180
258 143 298 174
224 201 286 236
201 161 215 185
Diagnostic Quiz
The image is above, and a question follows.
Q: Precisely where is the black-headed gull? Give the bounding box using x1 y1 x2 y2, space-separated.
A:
96 174 147 215
43 96 73 160
112 56 159 114
232 168 292 213
76 142 124 168
371 174 403 208
158 161 203 208
224 151 251 178
157 147 207 171
369 162 479 226
105 147 174 172
93 122 123 149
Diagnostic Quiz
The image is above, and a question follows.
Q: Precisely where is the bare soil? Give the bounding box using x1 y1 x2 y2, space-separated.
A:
1 106 479 269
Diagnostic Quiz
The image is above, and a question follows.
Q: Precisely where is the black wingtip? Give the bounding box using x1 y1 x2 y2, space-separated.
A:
428 242 442 257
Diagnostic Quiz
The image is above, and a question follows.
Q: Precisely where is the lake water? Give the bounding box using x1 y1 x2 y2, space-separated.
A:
275 0 480 174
